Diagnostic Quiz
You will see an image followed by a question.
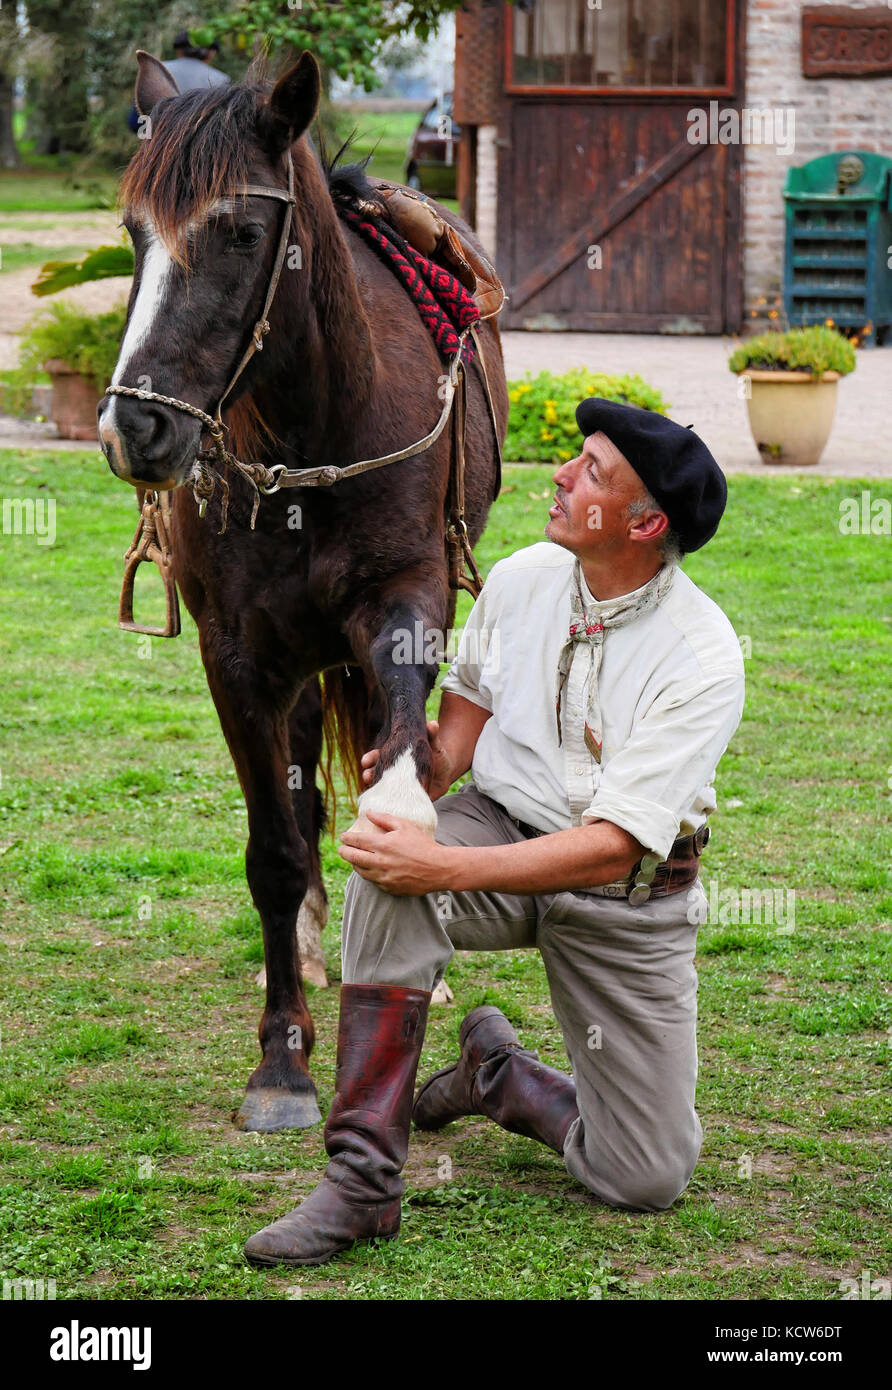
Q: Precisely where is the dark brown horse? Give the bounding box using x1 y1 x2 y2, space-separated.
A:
97 52 507 1132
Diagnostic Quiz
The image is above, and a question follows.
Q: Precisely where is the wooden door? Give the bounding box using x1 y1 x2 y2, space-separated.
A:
497 0 744 333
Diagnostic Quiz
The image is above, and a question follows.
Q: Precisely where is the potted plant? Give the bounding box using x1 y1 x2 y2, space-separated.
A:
9 301 127 440
729 324 857 467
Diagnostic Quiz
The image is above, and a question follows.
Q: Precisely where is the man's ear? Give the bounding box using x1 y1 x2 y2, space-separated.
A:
629 509 670 545
135 51 180 116
267 51 321 152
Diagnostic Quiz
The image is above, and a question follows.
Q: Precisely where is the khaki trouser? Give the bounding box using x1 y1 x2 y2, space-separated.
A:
342 782 705 1212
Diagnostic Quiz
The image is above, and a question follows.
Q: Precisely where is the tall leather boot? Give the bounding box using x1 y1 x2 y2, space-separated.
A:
244 983 430 1267
413 1005 578 1154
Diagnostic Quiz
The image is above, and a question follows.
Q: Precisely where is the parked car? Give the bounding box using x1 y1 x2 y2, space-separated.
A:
405 96 460 199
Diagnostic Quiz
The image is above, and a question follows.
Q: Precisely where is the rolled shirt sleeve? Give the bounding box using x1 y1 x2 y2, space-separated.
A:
582 667 746 860
439 584 495 713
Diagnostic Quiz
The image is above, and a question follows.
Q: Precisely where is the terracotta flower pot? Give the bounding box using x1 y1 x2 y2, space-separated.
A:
44 359 101 441
739 369 841 467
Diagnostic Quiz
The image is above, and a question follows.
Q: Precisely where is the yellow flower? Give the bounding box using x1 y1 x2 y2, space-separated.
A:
509 390 521 404
825 318 835 327
544 405 558 424
540 429 554 441
557 450 572 461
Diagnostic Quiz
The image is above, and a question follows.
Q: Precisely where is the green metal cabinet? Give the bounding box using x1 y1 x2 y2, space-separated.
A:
783 151 892 347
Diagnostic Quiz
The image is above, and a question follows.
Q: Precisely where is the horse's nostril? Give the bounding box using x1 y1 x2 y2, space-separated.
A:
133 405 176 461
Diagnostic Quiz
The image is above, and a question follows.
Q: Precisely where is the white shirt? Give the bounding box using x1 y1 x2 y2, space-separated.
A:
438 541 745 860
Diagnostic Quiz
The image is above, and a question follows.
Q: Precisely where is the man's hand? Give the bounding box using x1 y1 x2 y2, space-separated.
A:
338 810 455 895
360 719 455 801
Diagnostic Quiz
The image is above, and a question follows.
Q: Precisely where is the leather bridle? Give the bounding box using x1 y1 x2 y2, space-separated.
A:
105 155 298 528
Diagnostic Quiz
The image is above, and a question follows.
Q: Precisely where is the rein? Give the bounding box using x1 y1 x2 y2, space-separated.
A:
107 152 501 633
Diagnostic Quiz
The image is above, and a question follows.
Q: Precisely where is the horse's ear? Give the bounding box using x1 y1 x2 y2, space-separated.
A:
135 51 180 116
267 51 321 150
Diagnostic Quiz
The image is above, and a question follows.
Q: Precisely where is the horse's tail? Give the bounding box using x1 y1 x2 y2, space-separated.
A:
319 665 371 836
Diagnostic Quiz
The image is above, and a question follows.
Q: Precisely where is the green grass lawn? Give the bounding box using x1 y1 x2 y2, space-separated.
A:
333 108 458 210
0 244 91 275
0 451 889 1301
0 110 453 217
0 170 119 213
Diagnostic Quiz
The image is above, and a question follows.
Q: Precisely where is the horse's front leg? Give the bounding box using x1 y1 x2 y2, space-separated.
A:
202 652 321 1132
254 678 330 991
347 584 446 836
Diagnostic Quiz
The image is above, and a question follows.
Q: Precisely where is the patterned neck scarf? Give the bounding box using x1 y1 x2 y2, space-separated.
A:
555 560 676 762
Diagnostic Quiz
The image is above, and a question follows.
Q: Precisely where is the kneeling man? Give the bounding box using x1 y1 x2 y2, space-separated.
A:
245 398 745 1267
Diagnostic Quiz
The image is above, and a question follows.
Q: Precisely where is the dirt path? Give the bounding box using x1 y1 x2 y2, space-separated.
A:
0 210 126 366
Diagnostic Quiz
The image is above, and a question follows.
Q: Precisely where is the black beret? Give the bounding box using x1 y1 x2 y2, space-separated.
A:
575 398 727 553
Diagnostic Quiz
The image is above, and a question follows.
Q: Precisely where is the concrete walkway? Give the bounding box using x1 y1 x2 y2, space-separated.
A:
502 332 892 477
2 332 889 477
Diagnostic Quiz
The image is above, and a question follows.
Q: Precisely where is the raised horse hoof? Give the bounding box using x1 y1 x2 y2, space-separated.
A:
235 1086 322 1133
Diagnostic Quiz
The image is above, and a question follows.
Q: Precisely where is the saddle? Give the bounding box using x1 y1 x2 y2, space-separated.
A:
369 180 507 322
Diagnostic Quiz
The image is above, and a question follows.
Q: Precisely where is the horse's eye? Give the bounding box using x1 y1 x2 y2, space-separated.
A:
230 222 264 249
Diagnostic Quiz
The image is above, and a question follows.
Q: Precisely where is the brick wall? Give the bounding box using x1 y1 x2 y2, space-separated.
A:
454 0 502 126
744 0 892 330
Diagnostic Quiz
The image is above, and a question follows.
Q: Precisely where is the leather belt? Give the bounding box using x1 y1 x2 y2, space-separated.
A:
508 815 710 905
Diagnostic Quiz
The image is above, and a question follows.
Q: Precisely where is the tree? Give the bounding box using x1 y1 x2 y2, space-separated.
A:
202 0 466 91
87 0 243 167
0 7 22 169
23 0 92 154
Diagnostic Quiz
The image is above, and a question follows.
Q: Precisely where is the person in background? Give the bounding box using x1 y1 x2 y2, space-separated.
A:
162 30 229 92
128 30 228 132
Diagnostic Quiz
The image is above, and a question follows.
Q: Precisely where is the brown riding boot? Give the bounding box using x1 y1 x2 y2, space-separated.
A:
413 1005 579 1154
244 983 430 1267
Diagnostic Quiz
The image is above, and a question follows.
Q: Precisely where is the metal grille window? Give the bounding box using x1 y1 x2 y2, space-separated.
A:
509 0 732 93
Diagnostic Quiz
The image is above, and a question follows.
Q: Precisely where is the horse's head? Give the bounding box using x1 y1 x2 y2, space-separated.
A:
98 51 321 489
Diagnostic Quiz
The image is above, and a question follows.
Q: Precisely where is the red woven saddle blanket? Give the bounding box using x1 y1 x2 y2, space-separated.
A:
339 205 481 359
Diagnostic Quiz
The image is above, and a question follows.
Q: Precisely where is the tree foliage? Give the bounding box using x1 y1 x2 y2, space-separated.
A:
4 0 464 168
201 0 465 90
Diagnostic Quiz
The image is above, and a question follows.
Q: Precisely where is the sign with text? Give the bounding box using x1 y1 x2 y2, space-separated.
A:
802 7 892 77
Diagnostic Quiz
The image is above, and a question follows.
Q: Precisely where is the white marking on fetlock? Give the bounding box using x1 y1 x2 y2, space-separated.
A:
356 747 438 837
297 884 329 988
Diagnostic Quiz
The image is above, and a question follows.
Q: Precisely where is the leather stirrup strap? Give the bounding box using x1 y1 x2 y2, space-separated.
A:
446 363 485 599
470 325 503 503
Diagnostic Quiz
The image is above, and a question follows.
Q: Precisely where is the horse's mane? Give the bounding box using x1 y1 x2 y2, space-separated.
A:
322 142 386 218
120 84 267 265
120 79 388 268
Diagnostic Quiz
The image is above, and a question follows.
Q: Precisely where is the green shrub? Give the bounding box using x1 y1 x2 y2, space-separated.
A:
504 367 669 463
3 300 127 416
728 325 857 377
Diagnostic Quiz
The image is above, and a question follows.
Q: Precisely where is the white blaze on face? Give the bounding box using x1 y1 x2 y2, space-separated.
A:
102 220 174 437
356 746 438 837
